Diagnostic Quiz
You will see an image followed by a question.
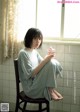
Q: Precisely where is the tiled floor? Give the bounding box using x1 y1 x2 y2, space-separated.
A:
9 103 68 112
0 102 68 112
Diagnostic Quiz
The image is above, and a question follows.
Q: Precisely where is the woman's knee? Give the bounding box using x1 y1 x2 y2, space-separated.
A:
45 60 56 69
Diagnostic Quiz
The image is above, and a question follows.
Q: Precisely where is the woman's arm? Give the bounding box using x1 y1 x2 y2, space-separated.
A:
32 54 54 76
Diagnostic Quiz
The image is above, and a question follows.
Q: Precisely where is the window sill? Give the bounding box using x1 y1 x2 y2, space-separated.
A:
43 39 80 45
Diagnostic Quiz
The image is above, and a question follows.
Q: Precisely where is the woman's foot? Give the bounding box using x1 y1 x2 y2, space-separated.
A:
49 88 63 101
51 91 60 101
53 89 63 100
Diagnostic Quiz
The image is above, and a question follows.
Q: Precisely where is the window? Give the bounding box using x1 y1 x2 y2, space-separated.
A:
64 3 80 39
16 0 80 41
16 0 36 41
37 0 61 38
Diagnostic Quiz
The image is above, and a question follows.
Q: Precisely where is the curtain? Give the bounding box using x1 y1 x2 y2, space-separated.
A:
1 0 22 62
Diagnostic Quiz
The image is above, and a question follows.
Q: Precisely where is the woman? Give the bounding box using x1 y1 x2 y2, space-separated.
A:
18 28 63 101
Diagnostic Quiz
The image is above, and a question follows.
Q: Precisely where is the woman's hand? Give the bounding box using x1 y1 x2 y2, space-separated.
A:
44 54 54 63
47 47 56 58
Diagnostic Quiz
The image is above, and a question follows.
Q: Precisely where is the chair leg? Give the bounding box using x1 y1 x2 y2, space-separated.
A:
47 102 50 112
22 102 27 112
15 98 19 112
39 103 42 112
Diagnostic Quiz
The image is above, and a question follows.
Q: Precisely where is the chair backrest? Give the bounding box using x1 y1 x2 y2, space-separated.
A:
14 59 20 95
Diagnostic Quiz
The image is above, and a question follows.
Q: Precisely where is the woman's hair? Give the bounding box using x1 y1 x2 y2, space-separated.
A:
24 28 43 48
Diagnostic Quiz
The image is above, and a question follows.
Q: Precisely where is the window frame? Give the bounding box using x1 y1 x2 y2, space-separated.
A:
35 0 80 42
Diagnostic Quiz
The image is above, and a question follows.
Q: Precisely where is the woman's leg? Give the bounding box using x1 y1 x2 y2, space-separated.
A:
31 60 63 101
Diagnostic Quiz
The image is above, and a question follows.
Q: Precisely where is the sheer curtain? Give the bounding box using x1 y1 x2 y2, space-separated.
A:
1 0 22 62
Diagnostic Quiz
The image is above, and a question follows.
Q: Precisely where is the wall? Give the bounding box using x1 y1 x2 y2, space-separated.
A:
40 42 80 112
0 41 80 112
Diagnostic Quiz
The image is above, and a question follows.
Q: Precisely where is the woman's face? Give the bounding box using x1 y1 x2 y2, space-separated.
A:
31 37 42 49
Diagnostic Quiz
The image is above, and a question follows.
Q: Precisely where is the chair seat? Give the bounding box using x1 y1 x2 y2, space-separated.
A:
20 91 49 103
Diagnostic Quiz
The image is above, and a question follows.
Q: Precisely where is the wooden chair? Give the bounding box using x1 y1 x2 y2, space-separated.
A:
14 59 50 112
